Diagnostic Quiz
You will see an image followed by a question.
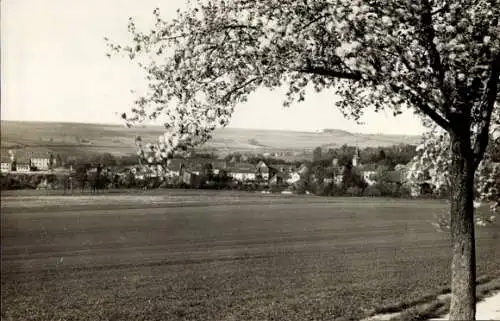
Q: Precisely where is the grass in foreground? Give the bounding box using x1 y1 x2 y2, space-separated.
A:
1 196 499 321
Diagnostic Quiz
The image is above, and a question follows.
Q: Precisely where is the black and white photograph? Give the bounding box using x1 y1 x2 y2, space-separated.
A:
1 0 499 320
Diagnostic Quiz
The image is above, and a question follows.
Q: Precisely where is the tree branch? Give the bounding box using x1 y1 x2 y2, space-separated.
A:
399 85 452 131
296 66 362 80
431 2 449 15
299 14 330 33
473 54 500 168
157 24 257 42
217 77 260 104
420 0 450 109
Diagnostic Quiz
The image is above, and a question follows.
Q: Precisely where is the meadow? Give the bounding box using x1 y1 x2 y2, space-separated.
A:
1 193 499 321
0 121 421 159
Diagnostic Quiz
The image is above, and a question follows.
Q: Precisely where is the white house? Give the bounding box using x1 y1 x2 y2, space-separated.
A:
1 162 11 173
230 171 256 181
229 163 257 181
16 163 31 173
363 171 377 186
286 172 301 184
31 157 54 171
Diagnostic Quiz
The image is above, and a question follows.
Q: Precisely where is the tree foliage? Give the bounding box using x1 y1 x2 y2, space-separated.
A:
107 0 498 165
341 162 368 191
408 109 500 228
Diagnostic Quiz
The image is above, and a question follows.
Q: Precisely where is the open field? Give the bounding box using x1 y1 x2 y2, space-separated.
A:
1 121 421 159
1 193 499 321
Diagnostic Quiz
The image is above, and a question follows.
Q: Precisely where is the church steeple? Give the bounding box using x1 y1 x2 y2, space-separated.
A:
352 147 361 167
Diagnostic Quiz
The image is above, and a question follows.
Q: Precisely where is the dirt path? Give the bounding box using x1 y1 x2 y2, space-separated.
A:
362 290 500 321
429 291 500 320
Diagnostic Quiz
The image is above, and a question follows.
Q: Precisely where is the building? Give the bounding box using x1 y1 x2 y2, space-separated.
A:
352 147 361 167
277 164 297 174
0 162 11 173
363 171 377 186
269 173 283 185
256 161 271 180
182 171 195 185
229 163 257 181
1 153 13 173
212 160 229 175
165 158 227 177
349 148 378 186
31 157 55 171
2 151 56 172
286 172 301 185
16 163 31 173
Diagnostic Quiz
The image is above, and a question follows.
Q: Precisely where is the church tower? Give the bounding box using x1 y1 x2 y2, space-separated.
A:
352 147 361 167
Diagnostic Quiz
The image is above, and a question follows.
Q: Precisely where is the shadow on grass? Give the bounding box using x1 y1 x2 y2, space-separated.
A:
364 274 500 321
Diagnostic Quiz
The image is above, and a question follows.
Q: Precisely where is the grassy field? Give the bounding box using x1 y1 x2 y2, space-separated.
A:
0 121 421 159
1 193 499 321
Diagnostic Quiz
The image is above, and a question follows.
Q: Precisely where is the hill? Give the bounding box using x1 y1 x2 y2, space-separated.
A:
0 121 421 160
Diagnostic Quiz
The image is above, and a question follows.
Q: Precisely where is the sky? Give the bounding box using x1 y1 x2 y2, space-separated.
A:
1 0 425 135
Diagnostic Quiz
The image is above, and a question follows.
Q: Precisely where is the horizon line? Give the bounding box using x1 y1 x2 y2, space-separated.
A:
1 119 423 137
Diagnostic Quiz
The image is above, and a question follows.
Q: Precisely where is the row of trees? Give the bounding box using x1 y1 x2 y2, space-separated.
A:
62 151 301 170
0 173 64 190
312 144 417 169
297 160 413 197
62 153 140 168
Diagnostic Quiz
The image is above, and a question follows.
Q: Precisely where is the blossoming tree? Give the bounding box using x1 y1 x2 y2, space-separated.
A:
407 109 499 230
107 0 499 318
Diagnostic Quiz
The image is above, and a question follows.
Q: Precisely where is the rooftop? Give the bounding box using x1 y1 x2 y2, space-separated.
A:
228 163 256 174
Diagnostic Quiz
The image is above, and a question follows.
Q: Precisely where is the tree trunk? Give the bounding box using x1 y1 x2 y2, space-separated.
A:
449 131 477 320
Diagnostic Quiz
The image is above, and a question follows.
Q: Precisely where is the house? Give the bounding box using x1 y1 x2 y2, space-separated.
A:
24 152 55 171
229 163 257 181
0 162 11 173
145 164 166 178
277 164 297 174
5 151 57 172
255 161 280 181
166 158 225 177
16 163 31 173
31 157 54 171
185 163 203 176
273 164 302 184
1 154 12 173
182 171 194 185
212 160 229 174
334 174 343 185
363 171 377 186
286 172 301 185
256 161 271 180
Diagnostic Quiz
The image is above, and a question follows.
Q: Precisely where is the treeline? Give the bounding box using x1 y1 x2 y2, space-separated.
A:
62 153 139 168
311 144 417 169
222 152 301 166
295 163 413 198
60 151 221 168
0 173 67 190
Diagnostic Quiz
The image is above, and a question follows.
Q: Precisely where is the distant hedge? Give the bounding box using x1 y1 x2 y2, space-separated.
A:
0 173 69 190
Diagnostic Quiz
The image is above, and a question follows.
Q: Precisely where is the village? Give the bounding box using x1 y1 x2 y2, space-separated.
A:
0 145 433 198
